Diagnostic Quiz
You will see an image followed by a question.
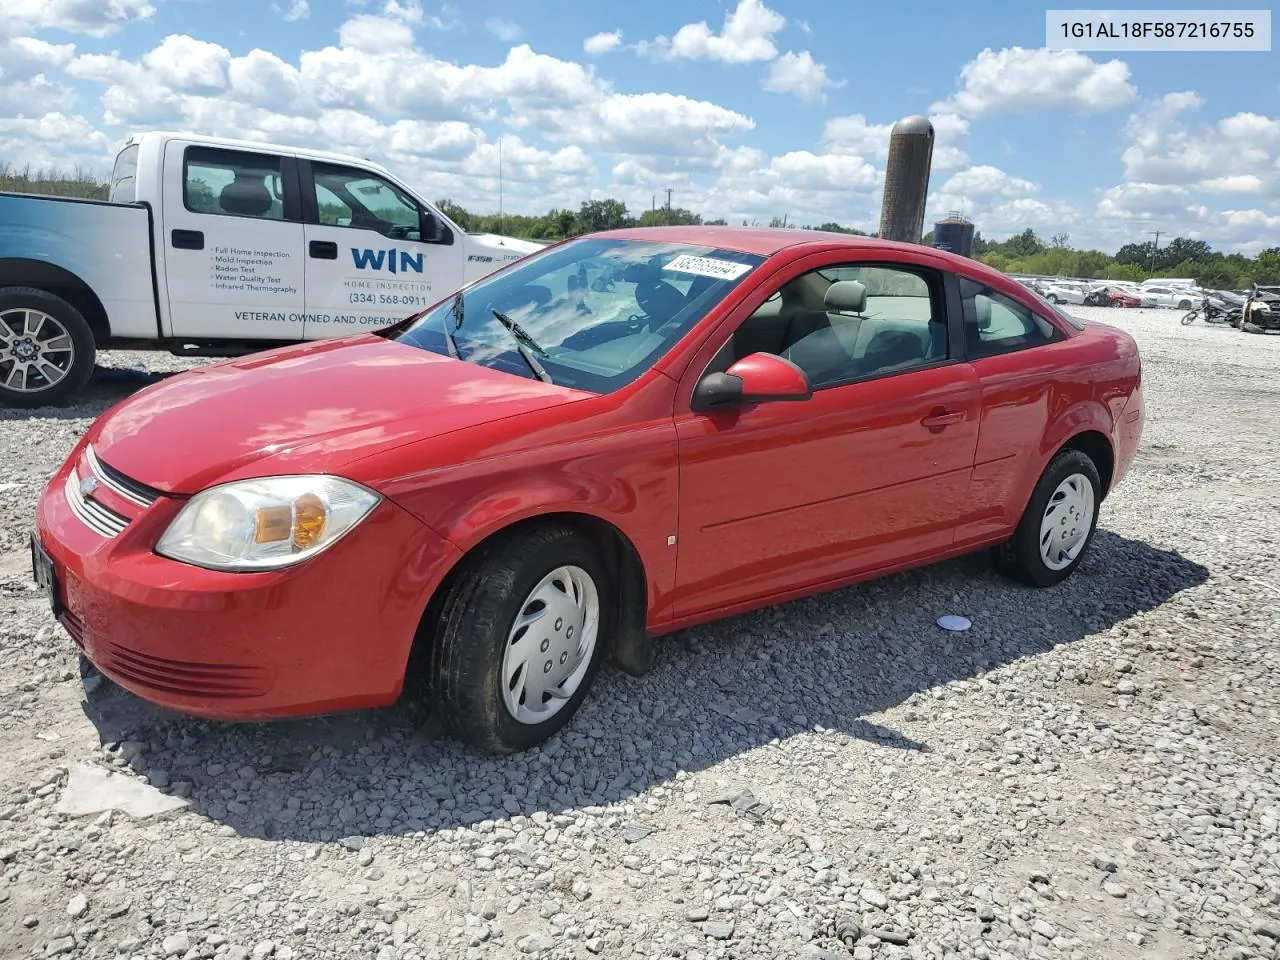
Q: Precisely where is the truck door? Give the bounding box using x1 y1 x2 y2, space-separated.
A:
160 141 306 340
297 159 465 340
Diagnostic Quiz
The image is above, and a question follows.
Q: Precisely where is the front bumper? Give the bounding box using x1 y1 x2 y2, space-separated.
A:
33 444 461 720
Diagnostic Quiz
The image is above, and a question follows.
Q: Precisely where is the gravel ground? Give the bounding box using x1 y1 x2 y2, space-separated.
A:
1 308 1278 960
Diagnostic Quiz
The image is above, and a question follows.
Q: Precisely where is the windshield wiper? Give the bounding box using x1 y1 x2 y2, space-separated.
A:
439 290 463 359
491 309 552 383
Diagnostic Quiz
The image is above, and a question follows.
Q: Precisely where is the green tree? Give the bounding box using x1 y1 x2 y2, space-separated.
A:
577 198 631 232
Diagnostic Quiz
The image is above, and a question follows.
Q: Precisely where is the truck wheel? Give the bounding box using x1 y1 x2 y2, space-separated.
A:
993 449 1102 588
0 287 96 408
431 523 611 753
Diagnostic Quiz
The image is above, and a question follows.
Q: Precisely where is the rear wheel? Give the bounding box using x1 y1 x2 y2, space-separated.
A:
0 287 96 408
1177 299 1192 310
431 523 611 753
994 449 1102 587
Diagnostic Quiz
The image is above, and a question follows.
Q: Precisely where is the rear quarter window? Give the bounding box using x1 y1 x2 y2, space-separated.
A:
108 145 139 203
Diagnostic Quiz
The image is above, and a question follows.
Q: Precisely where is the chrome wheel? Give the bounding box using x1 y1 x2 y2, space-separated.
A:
0 308 76 393
501 565 600 725
1038 473 1095 571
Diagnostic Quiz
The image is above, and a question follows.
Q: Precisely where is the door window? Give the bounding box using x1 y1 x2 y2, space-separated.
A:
709 262 950 389
183 147 287 220
959 276 1061 358
310 163 448 243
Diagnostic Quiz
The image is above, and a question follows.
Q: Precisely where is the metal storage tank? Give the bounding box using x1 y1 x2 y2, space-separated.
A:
932 212 975 257
878 115 934 244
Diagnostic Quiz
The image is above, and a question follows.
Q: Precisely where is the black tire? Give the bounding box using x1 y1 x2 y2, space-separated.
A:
431 523 612 753
1180 309 1198 326
0 287 96 408
993 448 1102 588
1177 299 1192 310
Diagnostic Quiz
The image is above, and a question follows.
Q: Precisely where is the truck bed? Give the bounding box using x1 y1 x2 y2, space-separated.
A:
0 192 160 340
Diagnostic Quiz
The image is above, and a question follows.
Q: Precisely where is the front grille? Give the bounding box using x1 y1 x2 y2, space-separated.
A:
97 642 272 698
64 471 129 538
85 446 162 508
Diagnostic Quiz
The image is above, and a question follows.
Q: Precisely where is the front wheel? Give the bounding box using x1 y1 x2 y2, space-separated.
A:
1180 309 1199 326
431 523 611 753
0 287 96 408
994 449 1102 587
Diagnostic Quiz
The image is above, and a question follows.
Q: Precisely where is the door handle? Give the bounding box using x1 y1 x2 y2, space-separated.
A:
921 409 965 429
171 229 204 250
309 240 338 259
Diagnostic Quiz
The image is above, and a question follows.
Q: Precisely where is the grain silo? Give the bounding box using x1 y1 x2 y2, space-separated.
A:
878 115 934 244
932 212 975 257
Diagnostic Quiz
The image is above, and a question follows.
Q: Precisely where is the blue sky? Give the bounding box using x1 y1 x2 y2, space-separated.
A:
1 0 1276 252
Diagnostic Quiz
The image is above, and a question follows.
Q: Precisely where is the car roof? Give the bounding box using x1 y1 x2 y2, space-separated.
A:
585 225 1014 284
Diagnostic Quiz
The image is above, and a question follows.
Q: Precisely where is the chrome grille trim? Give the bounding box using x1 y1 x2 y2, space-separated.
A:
64 470 130 538
85 445 160 508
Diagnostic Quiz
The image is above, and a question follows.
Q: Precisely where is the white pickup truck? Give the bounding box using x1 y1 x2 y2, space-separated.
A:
0 131 543 406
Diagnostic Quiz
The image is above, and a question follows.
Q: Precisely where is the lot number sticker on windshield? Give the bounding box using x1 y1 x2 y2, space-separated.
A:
663 255 752 281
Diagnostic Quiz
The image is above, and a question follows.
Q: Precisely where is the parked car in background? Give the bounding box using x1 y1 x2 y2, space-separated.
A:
1140 285 1203 309
1085 285 1142 308
33 226 1145 753
1042 281 1091 305
0 131 542 407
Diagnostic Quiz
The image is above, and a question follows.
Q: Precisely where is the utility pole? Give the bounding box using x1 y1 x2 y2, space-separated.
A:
665 188 673 225
498 137 503 237
1148 230 1161 271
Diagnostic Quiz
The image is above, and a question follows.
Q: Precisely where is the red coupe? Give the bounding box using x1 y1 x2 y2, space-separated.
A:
32 227 1145 753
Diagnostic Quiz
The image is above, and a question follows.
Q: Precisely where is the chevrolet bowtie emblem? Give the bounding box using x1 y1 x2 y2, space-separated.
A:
79 475 100 498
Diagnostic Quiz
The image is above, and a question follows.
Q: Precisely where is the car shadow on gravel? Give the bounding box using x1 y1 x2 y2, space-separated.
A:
0 366 183 422
74 528 1208 844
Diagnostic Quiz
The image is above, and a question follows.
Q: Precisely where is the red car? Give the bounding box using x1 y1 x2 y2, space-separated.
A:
32 227 1145 753
1108 290 1142 308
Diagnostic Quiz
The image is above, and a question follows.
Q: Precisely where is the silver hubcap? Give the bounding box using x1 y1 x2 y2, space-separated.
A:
501 565 599 725
0 309 75 393
1039 473 1095 571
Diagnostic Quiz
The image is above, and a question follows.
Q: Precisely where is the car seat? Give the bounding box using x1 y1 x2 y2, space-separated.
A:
219 171 274 217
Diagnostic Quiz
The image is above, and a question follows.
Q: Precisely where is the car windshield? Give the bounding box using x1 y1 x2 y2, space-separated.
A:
390 237 765 393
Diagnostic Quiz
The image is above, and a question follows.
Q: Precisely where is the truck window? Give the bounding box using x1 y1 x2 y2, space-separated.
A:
310 163 443 242
183 146 286 221
109 145 139 203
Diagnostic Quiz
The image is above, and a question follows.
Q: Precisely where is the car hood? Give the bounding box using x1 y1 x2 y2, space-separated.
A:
88 335 589 494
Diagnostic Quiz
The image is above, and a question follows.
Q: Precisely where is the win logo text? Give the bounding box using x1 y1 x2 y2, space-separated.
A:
351 248 424 274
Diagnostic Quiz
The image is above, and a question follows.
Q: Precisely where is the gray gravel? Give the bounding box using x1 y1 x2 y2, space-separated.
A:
2 309 1279 959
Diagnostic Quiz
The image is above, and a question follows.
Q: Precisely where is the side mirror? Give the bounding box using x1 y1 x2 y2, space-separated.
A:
691 352 812 411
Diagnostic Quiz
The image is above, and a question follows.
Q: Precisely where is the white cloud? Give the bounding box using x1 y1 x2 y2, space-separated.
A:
1120 92 1280 193
934 46 1137 116
0 113 114 170
484 17 521 42
938 165 1036 198
1201 175 1266 195
639 0 786 64
762 51 836 104
0 0 155 38
0 37 79 115
583 30 623 56
591 92 754 157
281 0 309 21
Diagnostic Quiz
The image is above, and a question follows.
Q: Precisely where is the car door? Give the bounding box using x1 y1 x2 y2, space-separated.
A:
951 273 1073 543
672 255 981 620
298 159 465 339
161 140 306 340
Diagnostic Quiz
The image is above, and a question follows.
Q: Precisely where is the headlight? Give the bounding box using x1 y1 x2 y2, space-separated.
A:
155 475 381 571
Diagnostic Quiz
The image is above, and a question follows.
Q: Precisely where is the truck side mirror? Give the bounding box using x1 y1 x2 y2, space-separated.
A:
421 211 451 245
